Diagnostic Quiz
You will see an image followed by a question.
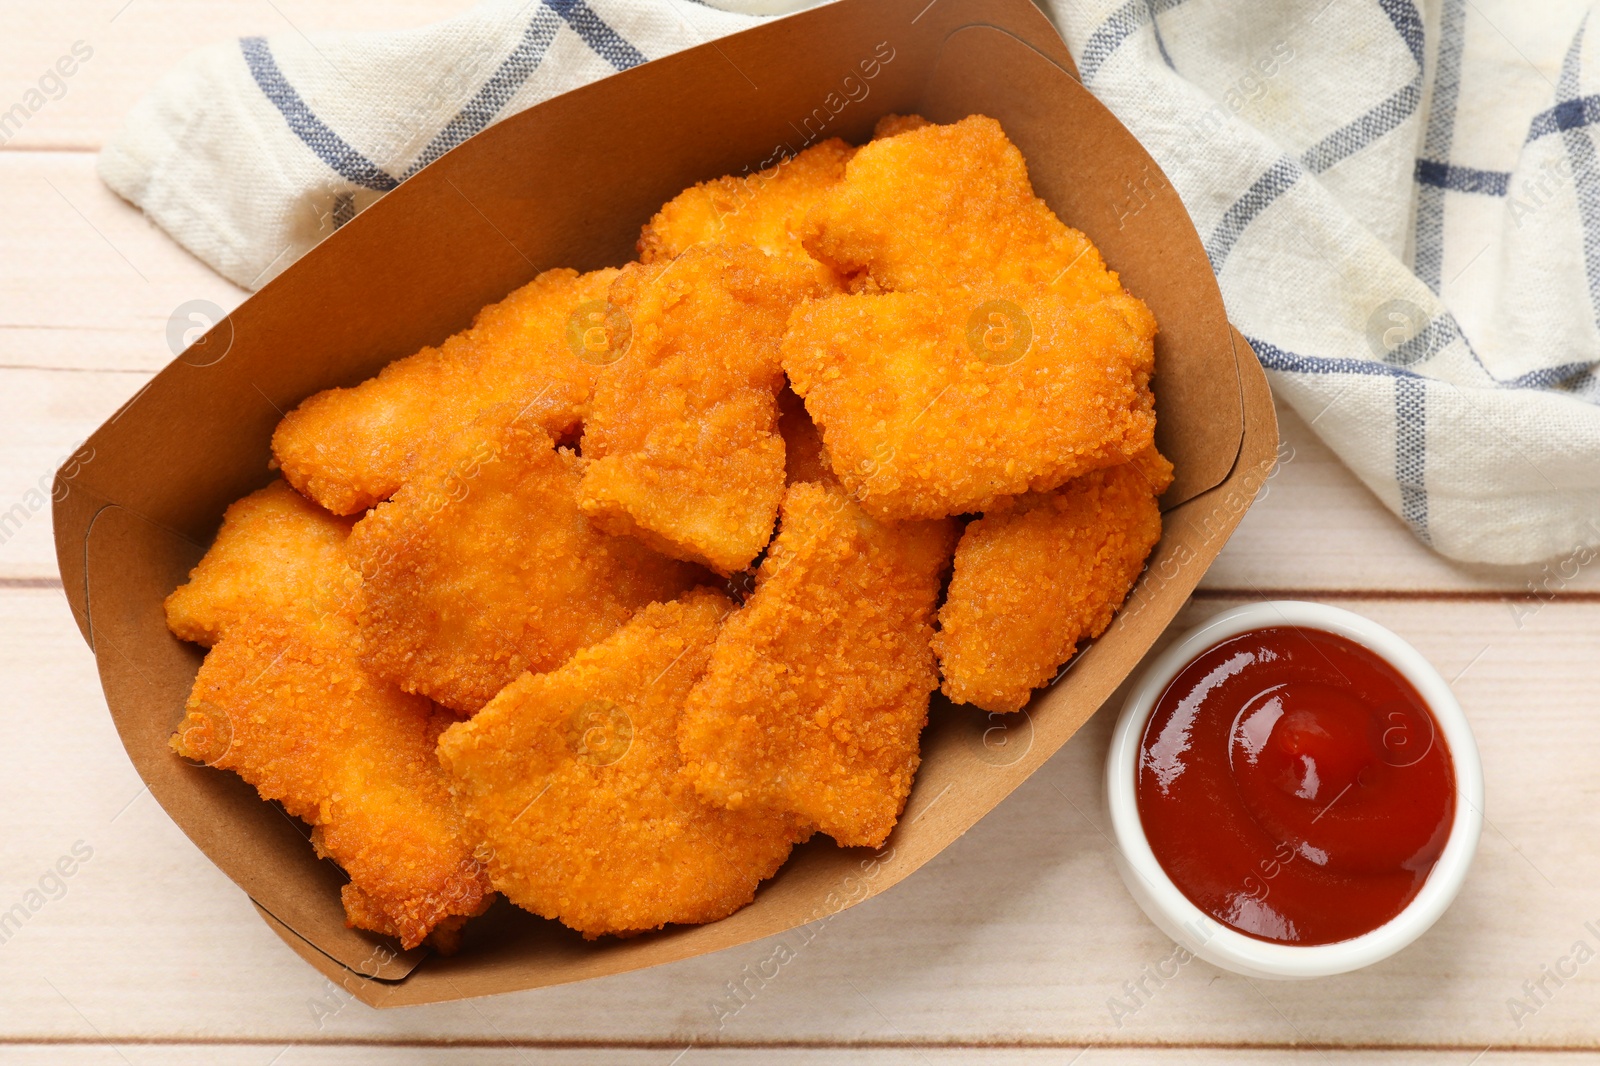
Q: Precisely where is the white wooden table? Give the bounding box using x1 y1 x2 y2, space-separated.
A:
3 3 1598 1063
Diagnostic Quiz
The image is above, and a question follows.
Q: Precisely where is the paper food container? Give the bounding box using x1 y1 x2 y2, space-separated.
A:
53 0 1278 1007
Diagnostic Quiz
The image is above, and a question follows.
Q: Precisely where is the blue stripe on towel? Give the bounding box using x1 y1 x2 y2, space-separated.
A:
239 37 399 192
1395 375 1431 543
1252 332 1588 393
405 5 564 178
1208 3 1426 271
1255 335 1431 544
1079 0 1189 84
1300 0 1424 174
1555 17 1600 329
1412 0 1465 291
547 0 647 71
244 0 645 193
1414 159 1511 196
1504 361 1597 389
1145 0 1176 71
1249 336 1422 379
1528 93 1600 141
1204 156 1300 272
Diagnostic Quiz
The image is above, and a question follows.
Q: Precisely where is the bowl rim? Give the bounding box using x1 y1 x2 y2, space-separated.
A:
1104 599 1484 979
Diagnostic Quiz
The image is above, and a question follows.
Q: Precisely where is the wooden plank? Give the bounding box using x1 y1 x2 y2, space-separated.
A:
0 368 150 579
0 1047 1597 1065
0 152 242 373
0 1 471 151
6 587 1597 1047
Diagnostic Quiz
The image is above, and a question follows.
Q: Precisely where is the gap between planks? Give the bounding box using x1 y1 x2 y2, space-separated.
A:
0 1037 1593 1052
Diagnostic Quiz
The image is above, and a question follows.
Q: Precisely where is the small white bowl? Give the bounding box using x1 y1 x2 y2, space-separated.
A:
1104 601 1483 979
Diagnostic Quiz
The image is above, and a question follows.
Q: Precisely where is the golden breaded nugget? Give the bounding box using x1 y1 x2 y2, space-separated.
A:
803 115 1124 304
777 386 832 486
678 481 956 847
174 613 492 950
272 267 617 515
437 589 806 938
579 245 821 574
871 113 930 139
168 483 491 948
783 288 1156 519
934 448 1173 713
350 406 702 714
639 138 853 288
165 480 355 647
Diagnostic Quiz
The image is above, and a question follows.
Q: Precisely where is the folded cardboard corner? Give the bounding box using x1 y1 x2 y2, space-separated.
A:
53 0 1275 1005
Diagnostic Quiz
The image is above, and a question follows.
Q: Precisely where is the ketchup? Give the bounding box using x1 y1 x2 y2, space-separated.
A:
1136 625 1455 945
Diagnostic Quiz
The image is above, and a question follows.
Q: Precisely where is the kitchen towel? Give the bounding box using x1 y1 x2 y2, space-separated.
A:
99 0 1600 566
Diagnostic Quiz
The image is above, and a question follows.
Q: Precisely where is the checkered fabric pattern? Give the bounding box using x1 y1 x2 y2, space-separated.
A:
1054 0 1600 565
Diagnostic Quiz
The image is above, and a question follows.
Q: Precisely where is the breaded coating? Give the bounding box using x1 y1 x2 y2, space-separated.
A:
350 406 703 714
871 113 930 139
777 386 832 486
272 267 617 515
164 480 355 647
436 589 807 938
167 482 491 949
639 138 854 288
678 481 956 848
579 245 821 574
173 613 492 950
934 448 1174 713
803 115 1125 304
783 288 1157 519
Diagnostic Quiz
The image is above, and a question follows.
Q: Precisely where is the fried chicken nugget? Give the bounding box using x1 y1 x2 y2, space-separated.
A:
174 614 492 950
639 138 854 289
579 245 822 574
802 115 1124 304
783 288 1157 519
350 405 703 714
678 481 956 847
271 266 617 515
871 113 931 139
934 448 1174 713
436 588 807 938
164 479 355 647
166 482 491 950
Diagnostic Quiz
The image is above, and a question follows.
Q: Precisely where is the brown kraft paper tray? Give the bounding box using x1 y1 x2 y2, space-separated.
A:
53 0 1280 1006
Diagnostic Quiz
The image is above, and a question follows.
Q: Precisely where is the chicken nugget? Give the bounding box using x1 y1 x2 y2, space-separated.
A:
350 405 703 714
174 612 492 950
678 481 956 847
783 288 1156 519
436 588 806 938
579 245 821 574
639 138 853 289
165 480 356 646
934 448 1173 713
803 115 1124 304
272 267 617 515
871 113 931 139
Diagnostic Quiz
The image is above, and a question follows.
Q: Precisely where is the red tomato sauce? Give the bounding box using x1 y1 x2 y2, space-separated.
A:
1136 625 1455 945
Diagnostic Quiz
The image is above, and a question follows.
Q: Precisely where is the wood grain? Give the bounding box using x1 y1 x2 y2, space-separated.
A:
3 1 1598 1056
0 2 472 151
1 1049 1597 1066
5 586 1597 1051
